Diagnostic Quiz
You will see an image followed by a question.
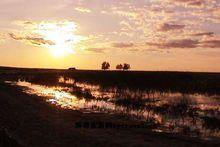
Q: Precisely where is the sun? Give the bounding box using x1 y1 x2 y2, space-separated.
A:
34 21 83 57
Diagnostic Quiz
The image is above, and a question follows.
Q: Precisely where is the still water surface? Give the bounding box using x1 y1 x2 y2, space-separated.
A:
6 78 220 139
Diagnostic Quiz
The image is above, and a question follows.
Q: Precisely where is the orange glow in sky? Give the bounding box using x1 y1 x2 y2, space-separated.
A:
0 0 220 71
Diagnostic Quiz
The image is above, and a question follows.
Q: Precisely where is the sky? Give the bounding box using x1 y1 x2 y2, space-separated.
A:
0 0 220 72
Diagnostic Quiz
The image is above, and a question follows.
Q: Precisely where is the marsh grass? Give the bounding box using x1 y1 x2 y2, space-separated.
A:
1 68 220 95
1 68 220 138
113 89 146 109
201 116 220 130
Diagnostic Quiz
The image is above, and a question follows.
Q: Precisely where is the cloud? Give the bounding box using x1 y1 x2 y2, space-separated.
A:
129 48 139 52
146 39 199 48
211 6 220 16
86 47 106 53
191 32 214 37
158 23 185 32
187 1 203 7
112 42 134 48
146 37 220 49
0 33 6 43
112 10 138 19
171 0 203 5
9 33 55 46
169 0 205 8
74 7 91 13
201 39 220 48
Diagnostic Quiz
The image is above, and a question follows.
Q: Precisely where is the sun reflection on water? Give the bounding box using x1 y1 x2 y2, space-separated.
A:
5 80 220 139
12 81 85 109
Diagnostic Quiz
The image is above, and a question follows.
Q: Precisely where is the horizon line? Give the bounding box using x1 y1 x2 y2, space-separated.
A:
0 65 220 74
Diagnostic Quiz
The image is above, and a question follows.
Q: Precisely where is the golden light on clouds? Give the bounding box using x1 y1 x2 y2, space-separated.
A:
0 0 220 71
75 7 91 13
33 21 84 57
10 21 85 57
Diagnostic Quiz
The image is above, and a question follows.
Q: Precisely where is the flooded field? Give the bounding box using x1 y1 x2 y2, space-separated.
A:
6 76 220 139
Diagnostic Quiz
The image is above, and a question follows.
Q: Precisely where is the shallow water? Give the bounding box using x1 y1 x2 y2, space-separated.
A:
5 79 220 139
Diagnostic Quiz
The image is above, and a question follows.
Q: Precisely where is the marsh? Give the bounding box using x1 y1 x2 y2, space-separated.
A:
0 67 220 146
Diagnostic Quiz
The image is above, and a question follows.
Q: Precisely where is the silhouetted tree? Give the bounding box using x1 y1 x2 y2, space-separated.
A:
123 63 130 70
101 61 110 70
116 64 123 70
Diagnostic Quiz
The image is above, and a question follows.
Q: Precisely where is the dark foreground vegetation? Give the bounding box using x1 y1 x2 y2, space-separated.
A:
0 81 219 147
0 128 22 147
0 66 220 146
1 66 220 94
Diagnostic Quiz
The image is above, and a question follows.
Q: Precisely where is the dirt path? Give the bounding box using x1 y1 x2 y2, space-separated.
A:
0 82 219 147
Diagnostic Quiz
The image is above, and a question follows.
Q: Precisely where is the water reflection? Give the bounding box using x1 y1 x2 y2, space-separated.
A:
5 80 220 139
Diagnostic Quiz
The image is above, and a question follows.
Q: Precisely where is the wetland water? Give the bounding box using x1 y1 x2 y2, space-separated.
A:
5 76 220 139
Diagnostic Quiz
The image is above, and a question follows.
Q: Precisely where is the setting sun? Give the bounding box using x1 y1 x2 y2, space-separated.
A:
33 21 83 57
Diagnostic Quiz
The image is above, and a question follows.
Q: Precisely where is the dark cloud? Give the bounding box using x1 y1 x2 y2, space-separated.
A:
86 48 106 53
9 33 55 45
112 42 134 48
172 0 194 2
172 0 203 3
9 33 23 40
191 32 214 37
146 38 220 49
188 1 203 7
23 21 34 25
146 39 199 48
158 23 185 32
201 40 220 48
150 7 174 14
171 0 204 7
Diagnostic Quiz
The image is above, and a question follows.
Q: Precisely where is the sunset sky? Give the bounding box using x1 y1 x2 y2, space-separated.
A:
0 0 220 72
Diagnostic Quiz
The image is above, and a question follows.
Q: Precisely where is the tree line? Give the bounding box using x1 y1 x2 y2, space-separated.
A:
101 62 131 70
